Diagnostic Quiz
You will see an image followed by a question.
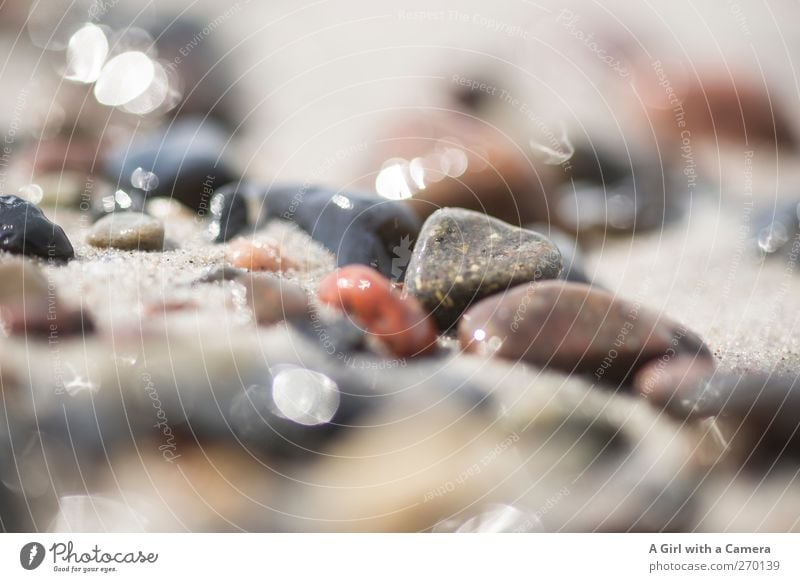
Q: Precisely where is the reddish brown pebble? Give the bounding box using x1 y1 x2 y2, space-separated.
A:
633 355 717 417
458 280 711 384
242 274 310 326
227 237 298 272
318 265 437 357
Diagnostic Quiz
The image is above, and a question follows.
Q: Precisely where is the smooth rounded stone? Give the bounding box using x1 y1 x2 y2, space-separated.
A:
226 237 298 272
459 280 712 385
258 184 421 280
365 111 557 227
87 212 165 251
634 355 717 417
318 265 437 358
404 208 562 331
672 371 800 465
241 274 310 326
207 182 252 243
102 117 237 214
553 145 686 235
527 222 593 285
0 196 74 261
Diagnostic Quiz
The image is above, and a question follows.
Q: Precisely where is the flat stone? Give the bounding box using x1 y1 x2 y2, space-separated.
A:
459 280 712 385
404 208 562 331
258 185 421 280
0 195 74 261
87 213 165 251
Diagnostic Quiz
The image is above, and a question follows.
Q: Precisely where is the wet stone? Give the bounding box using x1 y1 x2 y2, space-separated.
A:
404 208 562 331
259 185 421 280
207 182 252 243
241 274 310 326
670 371 800 463
0 196 74 261
633 355 717 417
318 265 437 358
87 213 165 251
103 117 237 214
459 280 712 385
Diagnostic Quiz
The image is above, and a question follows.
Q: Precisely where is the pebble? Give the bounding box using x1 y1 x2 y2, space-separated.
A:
318 265 437 358
667 371 800 464
404 208 563 331
102 117 237 214
87 213 165 251
207 182 251 243
226 237 298 272
0 196 74 261
241 274 310 326
0 260 93 338
633 355 717 416
259 185 421 280
459 280 712 384
368 112 555 226
554 145 686 235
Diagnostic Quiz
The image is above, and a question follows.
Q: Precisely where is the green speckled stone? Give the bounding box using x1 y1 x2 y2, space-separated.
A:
403 208 562 330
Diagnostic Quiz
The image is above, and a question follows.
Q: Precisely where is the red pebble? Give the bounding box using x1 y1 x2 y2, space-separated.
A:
318 265 437 357
227 237 298 272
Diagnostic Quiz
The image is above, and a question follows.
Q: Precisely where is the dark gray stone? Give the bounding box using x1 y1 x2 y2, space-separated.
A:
404 208 562 331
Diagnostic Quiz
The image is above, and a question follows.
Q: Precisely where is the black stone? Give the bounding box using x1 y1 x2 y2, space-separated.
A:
258 184 421 280
0 196 74 261
404 208 562 331
103 117 237 214
208 182 252 242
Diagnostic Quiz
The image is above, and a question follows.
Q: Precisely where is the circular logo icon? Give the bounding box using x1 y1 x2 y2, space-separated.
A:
19 542 45 570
